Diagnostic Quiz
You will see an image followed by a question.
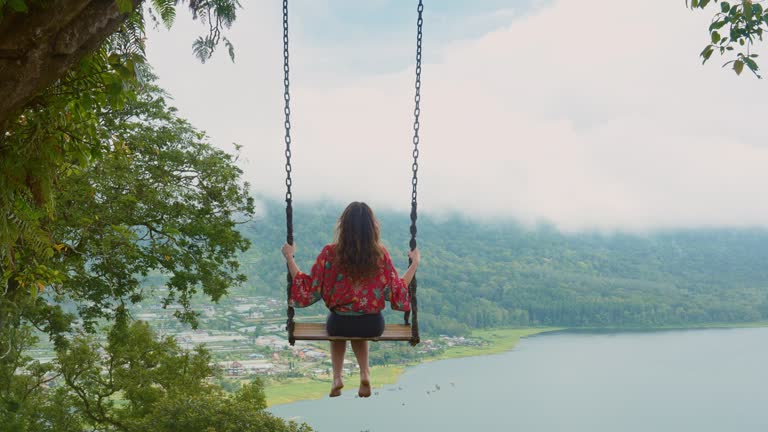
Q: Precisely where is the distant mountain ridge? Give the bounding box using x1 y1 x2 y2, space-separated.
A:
237 199 768 334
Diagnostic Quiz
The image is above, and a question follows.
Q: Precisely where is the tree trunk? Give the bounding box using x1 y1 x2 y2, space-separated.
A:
0 0 141 125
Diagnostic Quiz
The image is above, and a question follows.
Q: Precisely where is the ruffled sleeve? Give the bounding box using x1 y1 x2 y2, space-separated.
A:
288 245 330 308
382 248 411 312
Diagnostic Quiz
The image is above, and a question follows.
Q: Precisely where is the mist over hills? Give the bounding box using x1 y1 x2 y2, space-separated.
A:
237 199 768 334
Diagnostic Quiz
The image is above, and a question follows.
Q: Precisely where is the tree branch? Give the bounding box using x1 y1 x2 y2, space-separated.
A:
0 0 142 124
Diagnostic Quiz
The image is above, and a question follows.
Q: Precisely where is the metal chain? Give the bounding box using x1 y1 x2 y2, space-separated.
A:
282 0 296 346
410 0 423 243
281 0 423 346
405 0 423 346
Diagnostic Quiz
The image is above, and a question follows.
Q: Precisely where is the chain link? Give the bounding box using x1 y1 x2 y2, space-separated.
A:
409 0 423 251
283 0 293 215
405 0 424 346
409 1 423 249
283 0 296 346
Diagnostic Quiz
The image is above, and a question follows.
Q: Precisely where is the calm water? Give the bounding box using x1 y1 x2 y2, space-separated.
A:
270 328 768 432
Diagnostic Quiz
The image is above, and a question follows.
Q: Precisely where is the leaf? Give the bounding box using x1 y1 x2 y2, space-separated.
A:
192 37 211 63
224 37 235 63
744 56 759 71
108 53 122 66
734 59 745 74
711 31 722 43
743 0 753 17
107 81 123 97
721 1 731 13
701 45 715 63
7 0 27 12
709 20 728 31
116 0 133 13
151 0 177 27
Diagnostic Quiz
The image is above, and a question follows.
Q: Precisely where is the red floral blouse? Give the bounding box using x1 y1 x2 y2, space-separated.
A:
289 244 411 314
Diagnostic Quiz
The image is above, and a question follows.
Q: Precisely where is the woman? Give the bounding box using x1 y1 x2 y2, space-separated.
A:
281 201 420 398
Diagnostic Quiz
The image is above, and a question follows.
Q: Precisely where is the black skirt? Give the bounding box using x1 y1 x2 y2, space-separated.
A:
326 311 385 338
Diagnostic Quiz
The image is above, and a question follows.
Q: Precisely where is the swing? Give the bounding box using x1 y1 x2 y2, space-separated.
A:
281 0 424 347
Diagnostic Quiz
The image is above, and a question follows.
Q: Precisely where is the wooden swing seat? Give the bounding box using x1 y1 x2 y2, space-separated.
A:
292 322 413 341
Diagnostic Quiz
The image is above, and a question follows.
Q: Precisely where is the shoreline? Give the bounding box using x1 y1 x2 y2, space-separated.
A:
265 327 560 407
558 321 768 332
264 322 768 407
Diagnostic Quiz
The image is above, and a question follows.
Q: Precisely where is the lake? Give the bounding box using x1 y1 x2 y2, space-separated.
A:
270 327 768 432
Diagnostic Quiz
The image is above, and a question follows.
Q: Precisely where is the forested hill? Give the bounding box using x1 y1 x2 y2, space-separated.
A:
238 200 768 335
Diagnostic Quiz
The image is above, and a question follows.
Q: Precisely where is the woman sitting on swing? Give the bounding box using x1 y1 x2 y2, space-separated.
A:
281 201 420 398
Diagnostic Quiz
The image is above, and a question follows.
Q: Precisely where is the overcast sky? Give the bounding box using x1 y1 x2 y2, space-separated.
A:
146 0 768 232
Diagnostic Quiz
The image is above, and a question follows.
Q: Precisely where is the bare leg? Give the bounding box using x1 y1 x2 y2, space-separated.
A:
350 340 371 397
329 340 346 397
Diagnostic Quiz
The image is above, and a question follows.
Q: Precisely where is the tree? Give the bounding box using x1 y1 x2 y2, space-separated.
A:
1 0 240 281
1 78 254 419
49 81 254 329
0 0 239 125
2 320 312 431
688 0 767 77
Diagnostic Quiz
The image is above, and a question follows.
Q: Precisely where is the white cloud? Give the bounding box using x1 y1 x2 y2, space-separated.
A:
147 0 768 232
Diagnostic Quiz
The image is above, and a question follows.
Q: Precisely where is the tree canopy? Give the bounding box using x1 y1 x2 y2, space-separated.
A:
3 320 311 431
0 70 300 431
0 0 241 287
0 3 312 430
240 201 768 335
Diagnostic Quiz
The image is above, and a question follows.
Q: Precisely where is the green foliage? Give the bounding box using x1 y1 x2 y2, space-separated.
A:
48 84 254 330
0 0 32 16
0 1 271 428
1 79 256 431
144 0 240 62
1 0 239 62
0 0 242 284
1 321 311 431
689 0 766 77
149 0 177 27
0 44 138 278
240 200 768 331
369 341 433 365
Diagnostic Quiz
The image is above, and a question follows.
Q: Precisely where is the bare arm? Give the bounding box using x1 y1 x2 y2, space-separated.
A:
401 248 421 286
282 243 300 278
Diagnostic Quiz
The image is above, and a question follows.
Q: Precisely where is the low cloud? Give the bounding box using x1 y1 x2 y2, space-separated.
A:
148 0 768 232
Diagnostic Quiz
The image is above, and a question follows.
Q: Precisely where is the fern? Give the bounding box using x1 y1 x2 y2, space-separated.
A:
192 36 214 63
223 36 235 62
151 0 176 28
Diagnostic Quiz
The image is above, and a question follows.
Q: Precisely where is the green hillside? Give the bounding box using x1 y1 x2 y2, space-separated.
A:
238 199 768 334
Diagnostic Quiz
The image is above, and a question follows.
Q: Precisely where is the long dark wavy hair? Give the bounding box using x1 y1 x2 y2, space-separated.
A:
333 202 383 280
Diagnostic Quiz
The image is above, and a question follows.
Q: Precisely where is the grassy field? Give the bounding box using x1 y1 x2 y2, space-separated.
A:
265 365 406 407
264 326 560 407
428 327 562 361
